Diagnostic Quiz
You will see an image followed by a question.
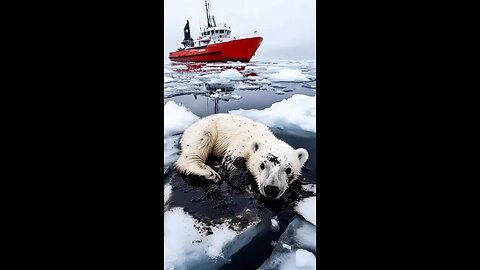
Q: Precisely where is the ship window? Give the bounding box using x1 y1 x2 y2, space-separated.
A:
220 30 224 33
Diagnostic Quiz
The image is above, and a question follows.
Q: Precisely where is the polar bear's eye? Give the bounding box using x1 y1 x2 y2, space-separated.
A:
285 168 292 174
260 163 265 170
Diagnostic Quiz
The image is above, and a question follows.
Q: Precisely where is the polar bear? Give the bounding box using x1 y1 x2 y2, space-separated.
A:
175 113 309 199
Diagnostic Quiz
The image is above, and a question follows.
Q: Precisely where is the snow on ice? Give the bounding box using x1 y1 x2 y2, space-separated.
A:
164 101 199 137
295 249 316 268
219 68 243 81
229 94 316 134
164 101 199 172
268 68 310 82
164 207 263 270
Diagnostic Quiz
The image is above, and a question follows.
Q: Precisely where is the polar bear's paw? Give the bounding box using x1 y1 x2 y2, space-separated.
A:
204 168 222 182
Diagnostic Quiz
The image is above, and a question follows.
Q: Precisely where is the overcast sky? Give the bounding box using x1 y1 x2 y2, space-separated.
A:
164 0 315 62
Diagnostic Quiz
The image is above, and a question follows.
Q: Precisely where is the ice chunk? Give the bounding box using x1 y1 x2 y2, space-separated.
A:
164 207 263 270
172 64 188 70
271 218 279 231
256 79 272 84
237 82 261 90
164 101 199 137
295 196 316 226
164 77 174 83
164 184 172 205
164 134 181 173
258 216 316 270
208 92 242 101
219 69 243 80
268 68 310 82
294 223 316 251
295 249 316 268
266 66 284 73
302 184 316 195
229 94 316 134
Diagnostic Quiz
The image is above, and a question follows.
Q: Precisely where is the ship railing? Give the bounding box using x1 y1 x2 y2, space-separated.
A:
231 31 260 39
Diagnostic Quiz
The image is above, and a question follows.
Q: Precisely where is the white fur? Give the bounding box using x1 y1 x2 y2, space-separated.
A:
175 114 309 198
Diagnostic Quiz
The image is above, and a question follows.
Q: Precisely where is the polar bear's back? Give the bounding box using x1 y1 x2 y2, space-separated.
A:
204 113 273 141
181 113 274 158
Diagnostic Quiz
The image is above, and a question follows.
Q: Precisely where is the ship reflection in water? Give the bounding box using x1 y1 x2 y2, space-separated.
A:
173 63 246 73
194 82 236 114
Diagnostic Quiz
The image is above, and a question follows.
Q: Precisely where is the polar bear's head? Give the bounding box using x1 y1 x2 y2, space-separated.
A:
247 139 309 199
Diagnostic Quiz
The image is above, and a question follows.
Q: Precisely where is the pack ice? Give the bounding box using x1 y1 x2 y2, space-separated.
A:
164 207 265 270
229 94 316 135
259 215 316 270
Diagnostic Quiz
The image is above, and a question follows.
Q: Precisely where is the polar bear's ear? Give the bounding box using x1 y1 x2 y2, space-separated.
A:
295 148 309 165
251 141 262 153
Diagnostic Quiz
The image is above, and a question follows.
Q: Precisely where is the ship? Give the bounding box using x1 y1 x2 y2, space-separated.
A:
168 0 263 63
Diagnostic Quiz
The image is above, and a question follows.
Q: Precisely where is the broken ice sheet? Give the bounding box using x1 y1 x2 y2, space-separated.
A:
295 196 316 226
258 215 316 270
229 94 316 134
164 207 264 270
164 134 181 174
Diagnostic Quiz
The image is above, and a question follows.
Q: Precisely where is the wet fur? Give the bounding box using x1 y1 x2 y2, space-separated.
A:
175 113 308 198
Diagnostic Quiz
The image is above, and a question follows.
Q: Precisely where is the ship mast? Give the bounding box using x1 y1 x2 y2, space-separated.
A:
205 0 216 27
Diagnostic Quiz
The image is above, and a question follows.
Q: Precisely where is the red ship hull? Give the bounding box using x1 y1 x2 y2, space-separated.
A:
169 37 263 63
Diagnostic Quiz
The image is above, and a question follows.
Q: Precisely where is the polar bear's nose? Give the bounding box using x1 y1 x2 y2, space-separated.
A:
264 185 280 198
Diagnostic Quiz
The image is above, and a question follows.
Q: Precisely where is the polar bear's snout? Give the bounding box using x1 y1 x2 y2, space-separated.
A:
264 185 281 198
258 166 289 199
175 113 308 199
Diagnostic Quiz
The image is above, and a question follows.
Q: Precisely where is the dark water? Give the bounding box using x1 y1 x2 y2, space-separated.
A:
164 63 316 269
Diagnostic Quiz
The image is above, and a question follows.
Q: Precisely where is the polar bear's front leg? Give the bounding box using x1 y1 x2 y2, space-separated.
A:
175 124 222 182
222 148 248 172
176 153 222 182
221 147 252 188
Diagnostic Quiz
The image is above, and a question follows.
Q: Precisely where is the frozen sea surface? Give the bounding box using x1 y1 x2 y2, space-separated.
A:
164 60 316 270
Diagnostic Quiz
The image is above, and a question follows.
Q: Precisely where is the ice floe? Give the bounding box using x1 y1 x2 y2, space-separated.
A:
295 249 316 268
258 216 316 270
301 184 316 195
164 134 181 173
164 101 199 172
268 68 310 82
164 101 199 137
237 82 261 90
229 94 316 134
164 207 263 270
295 196 316 226
219 69 243 80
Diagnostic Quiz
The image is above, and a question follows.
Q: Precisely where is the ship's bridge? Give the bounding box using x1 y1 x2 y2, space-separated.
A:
194 25 233 46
